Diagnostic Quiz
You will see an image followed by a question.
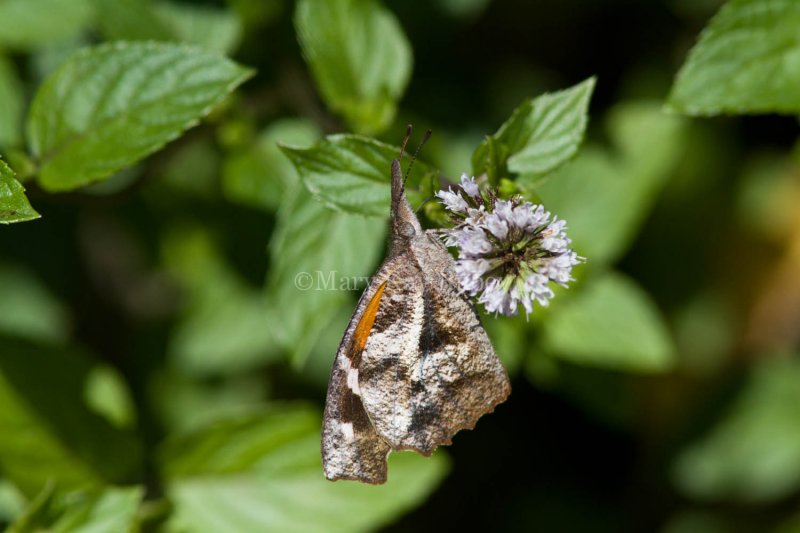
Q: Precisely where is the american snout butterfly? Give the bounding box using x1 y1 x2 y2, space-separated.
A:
321 127 511 484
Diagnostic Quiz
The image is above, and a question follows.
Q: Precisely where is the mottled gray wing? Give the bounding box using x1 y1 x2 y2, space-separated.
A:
359 233 511 455
321 263 395 484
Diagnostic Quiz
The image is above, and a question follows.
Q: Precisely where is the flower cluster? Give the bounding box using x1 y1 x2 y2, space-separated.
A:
435 174 582 316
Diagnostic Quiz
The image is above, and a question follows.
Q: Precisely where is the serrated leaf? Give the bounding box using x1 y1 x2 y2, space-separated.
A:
472 78 595 183
536 102 686 266
673 356 800 503
27 42 253 192
668 0 800 115
0 55 24 148
222 118 320 212
266 187 386 365
159 406 449 533
281 134 438 217
295 0 412 134
541 272 675 372
0 159 39 225
0 337 142 497
0 0 93 50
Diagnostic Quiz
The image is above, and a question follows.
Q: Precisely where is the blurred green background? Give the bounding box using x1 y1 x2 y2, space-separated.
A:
2 0 800 531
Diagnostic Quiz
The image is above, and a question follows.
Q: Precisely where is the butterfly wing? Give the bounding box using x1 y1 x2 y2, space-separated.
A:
321 265 395 484
358 233 511 455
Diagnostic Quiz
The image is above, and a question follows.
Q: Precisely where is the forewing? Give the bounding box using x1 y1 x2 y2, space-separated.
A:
354 256 425 451
359 234 511 455
321 269 393 484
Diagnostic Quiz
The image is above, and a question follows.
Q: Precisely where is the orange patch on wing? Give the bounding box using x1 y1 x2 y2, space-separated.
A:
353 281 388 352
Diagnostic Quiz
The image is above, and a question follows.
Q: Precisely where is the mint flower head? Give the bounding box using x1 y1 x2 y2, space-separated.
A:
435 174 582 316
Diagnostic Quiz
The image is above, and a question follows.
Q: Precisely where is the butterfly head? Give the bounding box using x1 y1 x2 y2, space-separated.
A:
389 126 430 246
390 158 421 242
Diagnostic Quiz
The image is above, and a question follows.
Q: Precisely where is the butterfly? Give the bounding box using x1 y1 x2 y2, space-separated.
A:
321 127 511 484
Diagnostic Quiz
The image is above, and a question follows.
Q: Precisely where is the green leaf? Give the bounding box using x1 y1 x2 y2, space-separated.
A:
673 356 800 503
50 486 143 533
151 372 268 433
266 187 386 365
0 159 39 225
155 2 243 54
472 135 507 185
294 0 412 134
93 0 243 52
30 36 88 84
0 480 26 524
5 482 54 533
541 272 675 372
91 0 174 41
281 134 438 217
0 55 24 148
668 0 800 115
472 77 595 183
222 118 320 212
7 485 144 533
0 337 142 497
536 102 686 265
159 406 449 533
27 41 253 192
0 0 93 50
0 263 69 342
84 365 137 429
163 226 281 376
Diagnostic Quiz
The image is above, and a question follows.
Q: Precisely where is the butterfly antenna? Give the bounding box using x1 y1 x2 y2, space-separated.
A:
399 124 413 160
403 128 432 186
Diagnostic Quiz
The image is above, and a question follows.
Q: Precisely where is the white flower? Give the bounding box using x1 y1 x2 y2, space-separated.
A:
459 174 480 197
465 206 487 226
435 188 468 212
478 278 517 316
455 258 491 295
540 218 570 253
484 212 509 239
511 204 549 231
525 273 554 306
435 178 583 316
494 200 514 223
540 251 580 285
456 227 493 256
